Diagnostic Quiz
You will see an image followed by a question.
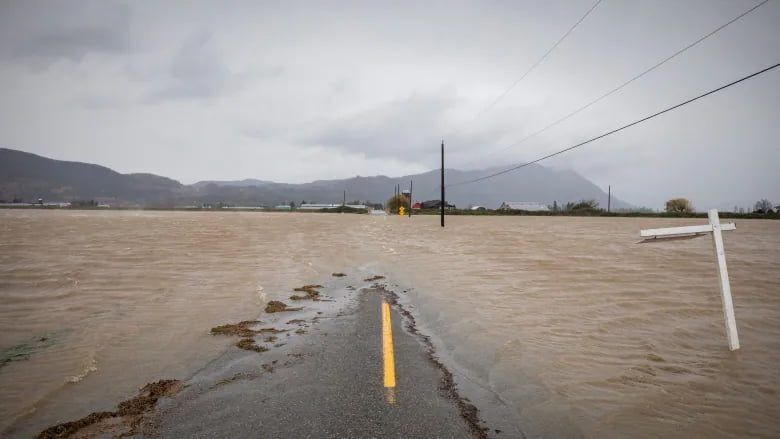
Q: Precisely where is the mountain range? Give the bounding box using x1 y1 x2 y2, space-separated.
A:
0 148 630 209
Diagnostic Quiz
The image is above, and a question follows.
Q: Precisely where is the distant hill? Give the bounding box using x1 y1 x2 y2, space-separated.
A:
0 147 631 209
0 148 182 205
191 178 274 189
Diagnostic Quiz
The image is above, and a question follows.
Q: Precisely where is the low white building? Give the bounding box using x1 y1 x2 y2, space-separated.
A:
498 201 550 212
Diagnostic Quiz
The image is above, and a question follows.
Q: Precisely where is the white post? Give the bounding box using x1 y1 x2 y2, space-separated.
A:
709 209 740 351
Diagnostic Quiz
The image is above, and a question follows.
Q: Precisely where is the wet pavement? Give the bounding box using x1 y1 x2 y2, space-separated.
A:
151 287 478 438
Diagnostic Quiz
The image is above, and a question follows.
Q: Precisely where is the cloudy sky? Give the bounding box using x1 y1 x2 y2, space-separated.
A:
0 0 778 209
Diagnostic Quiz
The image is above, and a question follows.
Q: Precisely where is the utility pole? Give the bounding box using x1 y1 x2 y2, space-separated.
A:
343 190 346 207
409 180 413 218
608 185 611 213
441 140 445 227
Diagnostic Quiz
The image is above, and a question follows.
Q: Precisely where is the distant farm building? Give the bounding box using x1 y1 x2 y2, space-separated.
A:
420 200 455 210
499 201 549 212
470 206 487 211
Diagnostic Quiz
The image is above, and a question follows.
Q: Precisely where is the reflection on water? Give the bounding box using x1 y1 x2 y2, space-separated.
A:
1 210 778 437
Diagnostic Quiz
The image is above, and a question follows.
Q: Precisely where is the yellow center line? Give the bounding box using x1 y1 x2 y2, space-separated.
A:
381 300 397 391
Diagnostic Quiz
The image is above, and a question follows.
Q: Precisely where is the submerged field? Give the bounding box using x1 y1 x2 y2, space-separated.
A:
1 210 778 437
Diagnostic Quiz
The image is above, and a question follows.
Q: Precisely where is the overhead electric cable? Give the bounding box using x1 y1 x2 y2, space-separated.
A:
450 61 780 187
449 0 602 138
489 0 770 156
422 0 603 197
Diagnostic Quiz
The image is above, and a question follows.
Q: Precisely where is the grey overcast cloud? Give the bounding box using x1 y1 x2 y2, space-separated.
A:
0 0 778 209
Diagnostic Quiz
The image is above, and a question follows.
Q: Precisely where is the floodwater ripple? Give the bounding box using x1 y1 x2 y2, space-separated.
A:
0 210 778 438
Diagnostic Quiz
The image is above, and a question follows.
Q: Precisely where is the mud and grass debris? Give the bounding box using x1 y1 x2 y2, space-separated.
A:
265 300 301 313
37 411 116 439
37 379 182 439
116 380 182 416
212 372 260 389
264 335 278 343
262 363 275 373
332 272 347 277
235 338 268 353
210 320 263 337
295 328 307 335
363 275 385 282
258 327 285 333
290 285 322 301
210 321 276 353
286 319 306 325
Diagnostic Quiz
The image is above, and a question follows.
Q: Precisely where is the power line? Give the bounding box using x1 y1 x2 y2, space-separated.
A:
488 0 770 157
424 0 769 197
448 0 602 139
423 0 603 199
450 61 780 187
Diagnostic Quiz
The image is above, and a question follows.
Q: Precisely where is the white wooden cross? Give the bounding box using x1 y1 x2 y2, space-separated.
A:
639 209 739 351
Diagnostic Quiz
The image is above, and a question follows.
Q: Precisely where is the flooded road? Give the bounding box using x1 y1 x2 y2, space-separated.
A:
1 210 779 437
0 210 359 436
362 215 780 438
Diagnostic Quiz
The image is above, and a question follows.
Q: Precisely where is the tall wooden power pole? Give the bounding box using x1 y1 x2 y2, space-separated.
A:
409 180 413 218
608 185 611 213
440 140 445 227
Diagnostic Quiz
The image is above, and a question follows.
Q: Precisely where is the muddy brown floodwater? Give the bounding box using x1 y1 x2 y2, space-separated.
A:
1 210 779 438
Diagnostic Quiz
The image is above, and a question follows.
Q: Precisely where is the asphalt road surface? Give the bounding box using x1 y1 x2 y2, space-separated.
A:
151 286 480 438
